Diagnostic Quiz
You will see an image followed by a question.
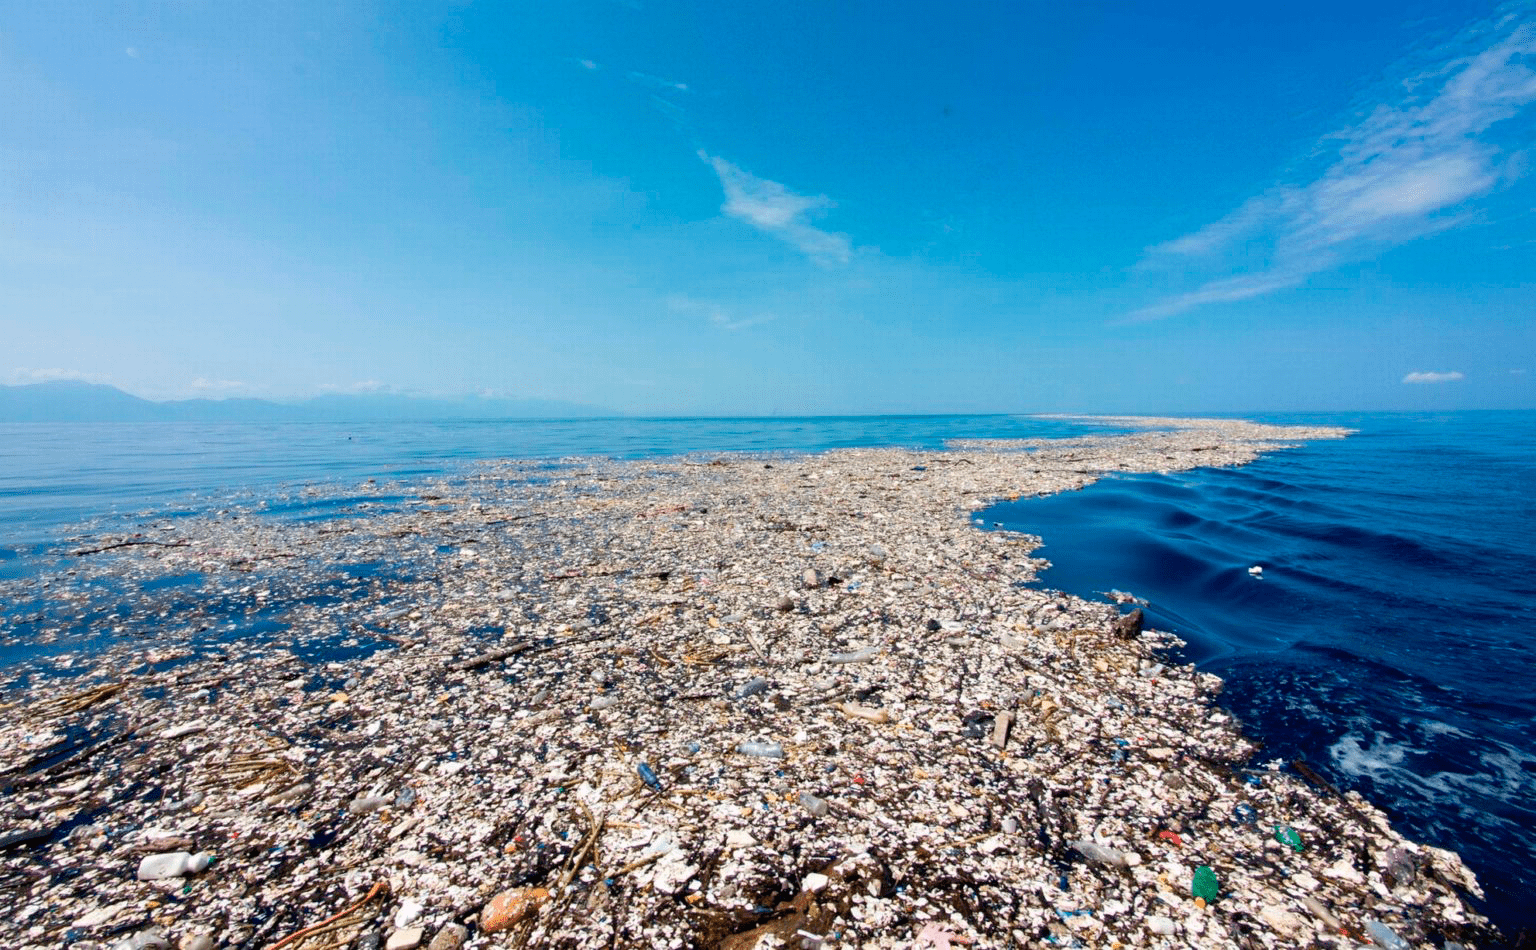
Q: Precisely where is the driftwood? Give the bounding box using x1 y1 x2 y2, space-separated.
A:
445 642 533 672
71 538 190 556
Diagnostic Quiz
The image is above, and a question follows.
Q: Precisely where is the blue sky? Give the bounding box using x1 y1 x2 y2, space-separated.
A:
2 1 1533 413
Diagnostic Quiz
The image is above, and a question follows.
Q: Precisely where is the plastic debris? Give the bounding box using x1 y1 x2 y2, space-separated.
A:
731 676 771 700
480 888 550 933
1071 840 1131 867
0 418 1498 949
827 645 879 664
135 852 210 881
1365 919 1413 950
837 701 891 723
1274 824 1305 852
914 922 974 948
1384 846 1417 888
798 792 829 817
1191 865 1220 902
991 710 1014 749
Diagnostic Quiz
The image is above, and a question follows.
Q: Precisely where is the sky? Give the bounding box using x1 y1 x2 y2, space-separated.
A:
2 0 1534 414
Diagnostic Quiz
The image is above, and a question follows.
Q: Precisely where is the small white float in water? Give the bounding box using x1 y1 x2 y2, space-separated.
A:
1248 565 1264 576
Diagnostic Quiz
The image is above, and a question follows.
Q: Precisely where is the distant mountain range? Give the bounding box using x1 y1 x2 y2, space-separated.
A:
0 381 613 423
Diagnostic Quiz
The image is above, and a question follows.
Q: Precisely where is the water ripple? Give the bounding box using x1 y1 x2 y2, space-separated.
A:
985 411 1536 935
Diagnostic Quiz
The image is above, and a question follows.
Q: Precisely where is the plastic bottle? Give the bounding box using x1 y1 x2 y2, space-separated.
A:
1364 920 1411 950
637 762 663 792
135 851 211 881
348 795 391 814
1070 840 1129 867
798 792 829 817
827 645 878 664
736 740 785 758
732 677 770 700
1383 847 1417 888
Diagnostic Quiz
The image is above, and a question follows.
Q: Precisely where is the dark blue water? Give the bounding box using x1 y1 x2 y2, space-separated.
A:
985 412 1536 937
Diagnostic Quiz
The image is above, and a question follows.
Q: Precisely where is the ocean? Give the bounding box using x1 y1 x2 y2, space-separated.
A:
985 411 1536 936
1 411 1531 937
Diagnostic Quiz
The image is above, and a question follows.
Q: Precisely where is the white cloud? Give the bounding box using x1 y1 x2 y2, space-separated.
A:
317 380 389 394
701 153 853 264
124 47 139 58
578 59 599 71
189 377 247 393
1138 9 1536 319
1403 370 1466 383
648 95 689 131
1128 271 1307 322
627 71 688 93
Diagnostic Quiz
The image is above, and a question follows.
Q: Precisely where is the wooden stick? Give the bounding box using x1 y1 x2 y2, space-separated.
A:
267 880 388 950
72 538 190 556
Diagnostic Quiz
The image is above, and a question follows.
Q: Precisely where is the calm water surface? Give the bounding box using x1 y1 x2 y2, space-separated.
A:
0 415 1107 546
986 411 1536 936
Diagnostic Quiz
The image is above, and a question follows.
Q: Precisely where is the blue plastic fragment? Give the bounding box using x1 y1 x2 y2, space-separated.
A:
637 762 662 792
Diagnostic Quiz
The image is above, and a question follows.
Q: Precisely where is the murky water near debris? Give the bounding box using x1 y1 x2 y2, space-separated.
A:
985 411 1536 935
0 415 1116 545
1 415 1120 671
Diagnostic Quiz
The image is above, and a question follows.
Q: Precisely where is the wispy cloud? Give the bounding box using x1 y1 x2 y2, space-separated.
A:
648 95 689 132
627 71 688 93
667 294 777 331
189 377 247 393
577 59 599 71
701 153 852 264
317 380 390 394
1403 370 1465 383
1136 7 1536 320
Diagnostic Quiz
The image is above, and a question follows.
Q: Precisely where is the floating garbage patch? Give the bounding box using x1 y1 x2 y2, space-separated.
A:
0 421 1502 948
